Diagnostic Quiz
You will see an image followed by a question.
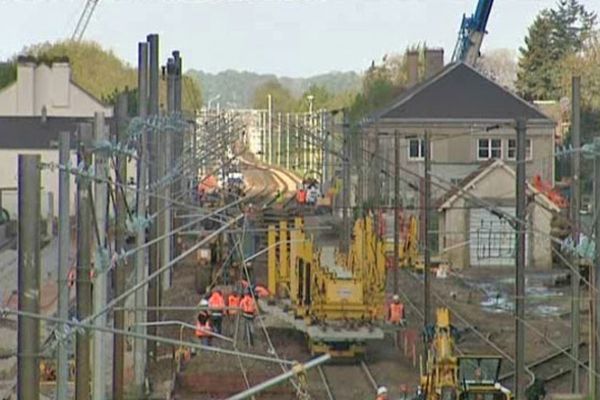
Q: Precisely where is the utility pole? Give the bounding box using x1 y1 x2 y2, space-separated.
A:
162 56 176 294
593 136 600 399
267 94 272 165
277 112 282 166
147 33 160 362
56 131 70 400
393 130 400 295
308 96 314 172
514 118 527 399
113 93 128 400
92 111 108 400
372 123 381 234
423 132 432 327
295 113 300 170
76 123 93 400
342 111 351 254
134 40 149 392
286 113 291 170
571 75 581 394
17 154 41 400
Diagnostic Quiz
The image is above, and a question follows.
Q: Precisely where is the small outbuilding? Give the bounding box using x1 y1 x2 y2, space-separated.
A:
437 159 559 269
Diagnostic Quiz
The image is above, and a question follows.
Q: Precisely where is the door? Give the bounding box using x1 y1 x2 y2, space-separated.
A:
469 207 528 267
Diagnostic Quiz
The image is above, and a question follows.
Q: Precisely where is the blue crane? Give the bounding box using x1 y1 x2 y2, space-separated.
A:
451 0 495 65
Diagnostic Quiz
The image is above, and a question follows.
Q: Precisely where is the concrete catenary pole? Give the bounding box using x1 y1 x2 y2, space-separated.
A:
277 112 282 166
134 40 149 392
56 131 70 400
17 154 41 400
162 57 176 294
147 33 160 362
92 111 108 400
593 136 600 399
393 130 400 295
76 123 93 400
342 110 351 254
286 113 291 169
570 75 581 394
514 118 527 399
113 93 128 400
295 113 300 170
423 131 432 327
267 94 272 165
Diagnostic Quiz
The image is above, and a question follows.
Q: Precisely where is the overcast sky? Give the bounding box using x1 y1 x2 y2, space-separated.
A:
1 0 599 77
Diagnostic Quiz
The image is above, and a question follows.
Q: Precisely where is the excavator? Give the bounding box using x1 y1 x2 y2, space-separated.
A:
418 308 512 400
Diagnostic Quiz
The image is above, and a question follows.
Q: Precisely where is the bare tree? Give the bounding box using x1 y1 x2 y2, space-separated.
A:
475 48 518 91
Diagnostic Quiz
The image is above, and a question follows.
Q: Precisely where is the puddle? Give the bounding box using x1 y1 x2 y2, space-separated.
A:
466 275 567 317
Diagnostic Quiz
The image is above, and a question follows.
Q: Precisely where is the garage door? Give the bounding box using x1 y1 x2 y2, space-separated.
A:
469 207 527 267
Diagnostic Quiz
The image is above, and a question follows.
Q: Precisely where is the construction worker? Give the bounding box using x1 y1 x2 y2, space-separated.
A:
194 299 213 349
208 289 225 335
227 290 241 316
240 289 257 346
388 295 405 326
376 386 389 400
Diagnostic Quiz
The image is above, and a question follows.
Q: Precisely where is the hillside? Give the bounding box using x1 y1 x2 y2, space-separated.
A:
188 69 361 108
0 41 202 112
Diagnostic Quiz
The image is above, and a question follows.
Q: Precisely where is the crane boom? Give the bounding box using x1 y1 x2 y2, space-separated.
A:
71 0 100 42
451 0 494 65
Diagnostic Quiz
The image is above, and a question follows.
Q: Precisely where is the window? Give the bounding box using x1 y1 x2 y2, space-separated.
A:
507 139 532 160
408 138 426 160
477 139 502 160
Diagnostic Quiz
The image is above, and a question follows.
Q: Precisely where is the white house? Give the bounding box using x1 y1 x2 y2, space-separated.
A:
0 57 115 218
0 57 113 117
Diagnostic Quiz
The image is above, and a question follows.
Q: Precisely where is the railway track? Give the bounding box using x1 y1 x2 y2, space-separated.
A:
318 360 379 400
498 342 588 388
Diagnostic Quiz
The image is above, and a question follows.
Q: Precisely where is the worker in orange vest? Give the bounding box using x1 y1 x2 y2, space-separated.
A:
227 290 241 315
208 289 225 335
388 295 405 326
376 386 389 400
193 299 213 350
240 289 257 347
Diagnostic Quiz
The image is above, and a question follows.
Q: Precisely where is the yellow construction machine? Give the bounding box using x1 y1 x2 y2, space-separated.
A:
383 214 449 273
265 215 387 357
418 308 512 400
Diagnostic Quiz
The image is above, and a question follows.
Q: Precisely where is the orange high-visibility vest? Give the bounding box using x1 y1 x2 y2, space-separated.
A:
208 292 225 316
227 294 240 315
389 302 405 323
255 285 269 298
195 320 212 338
240 295 256 317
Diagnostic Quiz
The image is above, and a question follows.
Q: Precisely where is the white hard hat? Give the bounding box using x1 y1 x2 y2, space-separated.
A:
392 295 400 301
199 299 209 307
377 386 388 395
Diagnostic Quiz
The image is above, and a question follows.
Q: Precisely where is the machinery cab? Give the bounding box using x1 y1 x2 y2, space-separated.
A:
419 309 512 400
457 356 511 400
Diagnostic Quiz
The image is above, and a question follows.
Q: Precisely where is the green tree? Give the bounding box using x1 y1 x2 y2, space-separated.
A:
300 84 332 110
0 62 16 90
550 0 597 53
516 0 597 100
1 40 201 113
251 80 297 112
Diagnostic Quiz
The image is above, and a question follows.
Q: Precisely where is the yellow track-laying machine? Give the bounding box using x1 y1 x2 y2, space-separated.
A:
263 215 387 357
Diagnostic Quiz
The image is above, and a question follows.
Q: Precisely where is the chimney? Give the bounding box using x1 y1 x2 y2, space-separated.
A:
16 56 35 115
424 48 444 79
51 61 71 107
406 51 419 87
